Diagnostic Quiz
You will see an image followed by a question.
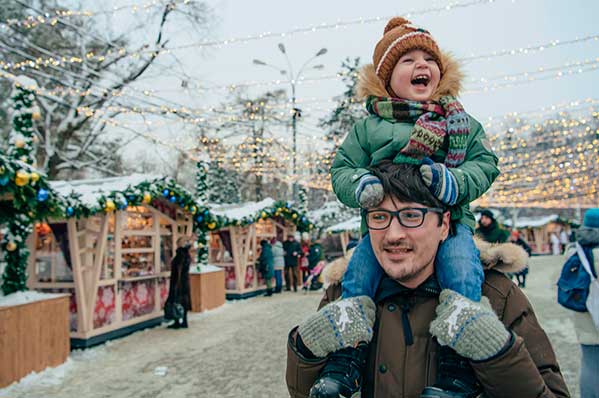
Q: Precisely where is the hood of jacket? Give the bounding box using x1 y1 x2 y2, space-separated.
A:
356 51 463 101
577 227 599 247
322 236 528 286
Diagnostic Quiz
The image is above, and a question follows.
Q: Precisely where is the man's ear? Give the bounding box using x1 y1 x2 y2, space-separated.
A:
440 211 451 241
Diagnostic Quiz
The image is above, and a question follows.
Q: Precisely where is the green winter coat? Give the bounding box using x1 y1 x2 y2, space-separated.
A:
331 56 499 234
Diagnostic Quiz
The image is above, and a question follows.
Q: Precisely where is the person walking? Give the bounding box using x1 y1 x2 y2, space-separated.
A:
476 209 509 243
551 231 562 255
258 239 275 296
165 237 194 329
283 234 302 292
271 238 285 294
562 209 599 398
508 230 532 288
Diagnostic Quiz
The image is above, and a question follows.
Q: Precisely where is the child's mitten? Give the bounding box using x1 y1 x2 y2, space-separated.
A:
355 174 384 208
419 157 458 206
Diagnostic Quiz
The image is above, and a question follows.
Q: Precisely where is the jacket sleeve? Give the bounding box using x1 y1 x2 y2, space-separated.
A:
449 116 500 206
286 284 341 397
330 119 373 208
472 284 570 398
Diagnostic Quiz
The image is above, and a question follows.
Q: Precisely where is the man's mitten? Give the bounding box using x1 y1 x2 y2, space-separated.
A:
355 174 384 208
430 289 510 361
298 296 376 358
419 158 459 206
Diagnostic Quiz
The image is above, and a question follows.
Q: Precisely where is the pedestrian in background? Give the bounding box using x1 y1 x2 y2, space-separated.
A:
283 234 302 292
258 239 274 296
165 237 194 329
271 238 285 294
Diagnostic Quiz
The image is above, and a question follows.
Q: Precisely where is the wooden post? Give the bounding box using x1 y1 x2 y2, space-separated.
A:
68 218 88 333
85 214 109 330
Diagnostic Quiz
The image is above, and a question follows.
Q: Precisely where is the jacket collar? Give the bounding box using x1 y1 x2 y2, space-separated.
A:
375 275 441 303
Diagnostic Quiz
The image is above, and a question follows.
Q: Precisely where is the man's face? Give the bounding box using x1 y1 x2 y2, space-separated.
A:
479 215 492 227
368 196 450 288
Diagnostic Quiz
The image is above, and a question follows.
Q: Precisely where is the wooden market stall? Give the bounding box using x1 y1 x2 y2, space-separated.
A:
503 214 563 255
25 175 197 348
207 198 307 299
325 216 361 259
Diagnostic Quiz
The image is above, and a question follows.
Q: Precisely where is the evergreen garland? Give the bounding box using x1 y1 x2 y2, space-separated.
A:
8 79 40 166
298 186 308 214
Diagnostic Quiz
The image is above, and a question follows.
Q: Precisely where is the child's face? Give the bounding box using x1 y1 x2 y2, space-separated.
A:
389 49 441 101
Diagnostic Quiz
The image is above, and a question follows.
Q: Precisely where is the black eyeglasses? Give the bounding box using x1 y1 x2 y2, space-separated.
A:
363 207 444 230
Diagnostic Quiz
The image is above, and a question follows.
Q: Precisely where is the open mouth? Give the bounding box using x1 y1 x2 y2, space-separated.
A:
385 247 412 254
411 75 430 87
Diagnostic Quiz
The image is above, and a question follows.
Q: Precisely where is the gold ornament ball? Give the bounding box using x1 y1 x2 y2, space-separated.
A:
292 213 298 219
142 193 152 204
261 211 267 219
105 200 116 212
15 170 30 186
30 172 40 183
15 139 25 148
207 222 216 230
6 241 17 251
32 112 42 121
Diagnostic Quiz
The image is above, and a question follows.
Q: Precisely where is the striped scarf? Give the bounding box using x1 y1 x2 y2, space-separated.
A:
366 95 469 167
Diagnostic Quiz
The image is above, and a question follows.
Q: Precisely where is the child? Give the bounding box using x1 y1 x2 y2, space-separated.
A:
313 17 499 398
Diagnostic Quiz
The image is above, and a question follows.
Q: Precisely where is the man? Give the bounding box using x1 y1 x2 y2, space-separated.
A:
283 234 302 292
476 209 509 243
286 163 569 398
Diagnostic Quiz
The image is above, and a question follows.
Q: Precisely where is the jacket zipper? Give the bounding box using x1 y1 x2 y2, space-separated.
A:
400 301 414 346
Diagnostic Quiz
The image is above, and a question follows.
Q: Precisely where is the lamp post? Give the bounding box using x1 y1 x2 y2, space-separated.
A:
253 44 327 201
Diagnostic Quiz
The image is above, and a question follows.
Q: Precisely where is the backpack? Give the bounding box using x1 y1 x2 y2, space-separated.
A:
557 243 595 312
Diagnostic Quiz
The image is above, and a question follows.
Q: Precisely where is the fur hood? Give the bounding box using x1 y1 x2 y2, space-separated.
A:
322 237 528 286
356 51 463 101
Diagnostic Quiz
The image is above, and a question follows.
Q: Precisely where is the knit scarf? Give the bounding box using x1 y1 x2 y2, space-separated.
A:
366 95 469 167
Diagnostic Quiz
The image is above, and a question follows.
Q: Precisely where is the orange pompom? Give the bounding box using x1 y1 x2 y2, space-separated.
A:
383 17 411 34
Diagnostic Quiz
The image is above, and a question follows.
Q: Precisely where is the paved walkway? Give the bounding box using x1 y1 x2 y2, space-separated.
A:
1 255 580 398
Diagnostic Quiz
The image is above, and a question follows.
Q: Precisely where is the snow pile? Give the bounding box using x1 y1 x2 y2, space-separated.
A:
50 174 162 207
0 291 69 307
189 264 223 274
210 198 276 221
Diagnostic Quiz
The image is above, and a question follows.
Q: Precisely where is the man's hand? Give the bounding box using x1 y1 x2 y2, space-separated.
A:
419 158 458 206
430 289 510 361
355 174 384 208
298 296 376 358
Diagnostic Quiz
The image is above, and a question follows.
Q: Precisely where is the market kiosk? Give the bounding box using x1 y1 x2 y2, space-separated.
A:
26 175 196 347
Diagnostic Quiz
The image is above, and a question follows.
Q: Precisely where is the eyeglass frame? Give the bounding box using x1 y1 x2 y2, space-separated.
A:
362 207 445 230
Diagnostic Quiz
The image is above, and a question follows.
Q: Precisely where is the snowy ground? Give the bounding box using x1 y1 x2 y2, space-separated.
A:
1 255 580 398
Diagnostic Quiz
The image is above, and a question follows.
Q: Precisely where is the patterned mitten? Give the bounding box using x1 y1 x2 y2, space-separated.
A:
354 174 384 208
298 296 376 358
419 157 459 206
430 289 510 361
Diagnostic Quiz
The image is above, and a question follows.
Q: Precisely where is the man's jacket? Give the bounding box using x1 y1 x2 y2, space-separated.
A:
286 241 570 398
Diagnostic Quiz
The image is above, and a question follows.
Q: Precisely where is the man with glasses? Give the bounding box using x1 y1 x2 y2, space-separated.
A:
286 162 569 398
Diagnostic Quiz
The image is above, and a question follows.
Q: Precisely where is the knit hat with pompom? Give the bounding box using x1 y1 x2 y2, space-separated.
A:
373 17 443 88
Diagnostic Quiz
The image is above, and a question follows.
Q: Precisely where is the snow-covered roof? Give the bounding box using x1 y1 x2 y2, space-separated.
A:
326 216 362 233
210 198 276 221
50 174 163 206
503 214 560 228
308 201 345 221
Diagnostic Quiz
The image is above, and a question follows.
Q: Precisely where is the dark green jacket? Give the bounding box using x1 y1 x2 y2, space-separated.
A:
330 113 499 233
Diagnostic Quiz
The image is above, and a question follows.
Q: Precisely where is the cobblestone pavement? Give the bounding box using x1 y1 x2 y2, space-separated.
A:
1 255 580 398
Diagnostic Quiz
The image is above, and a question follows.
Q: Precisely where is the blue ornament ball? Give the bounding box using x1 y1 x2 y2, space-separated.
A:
0 176 9 186
203 209 209 216
162 189 169 197
196 215 204 223
37 188 49 202
169 196 177 203
66 206 74 217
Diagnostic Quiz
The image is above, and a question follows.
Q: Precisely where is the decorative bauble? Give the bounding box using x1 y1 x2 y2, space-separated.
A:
196 215 203 223
37 188 49 202
32 111 42 121
6 241 17 251
162 189 169 197
30 172 40 183
105 200 116 212
169 196 177 203
0 176 9 186
261 211 267 219
15 139 25 148
118 199 128 210
207 222 216 230
15 170 30 186
292 214 297 219
0 165 5 174
142 192 152 204
66 207 75 217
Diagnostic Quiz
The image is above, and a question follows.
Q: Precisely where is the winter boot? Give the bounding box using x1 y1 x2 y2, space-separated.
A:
309 342 369 398
421 346 482 398
264 288 273 297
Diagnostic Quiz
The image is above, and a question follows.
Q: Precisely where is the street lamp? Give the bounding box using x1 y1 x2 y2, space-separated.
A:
253 44 327 201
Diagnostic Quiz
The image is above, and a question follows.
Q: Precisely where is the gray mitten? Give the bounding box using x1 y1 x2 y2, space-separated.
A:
354 174 384 208
430 289 510 361
298 296 376 358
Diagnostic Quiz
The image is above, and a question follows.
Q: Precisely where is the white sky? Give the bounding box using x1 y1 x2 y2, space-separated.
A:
93 0 599 164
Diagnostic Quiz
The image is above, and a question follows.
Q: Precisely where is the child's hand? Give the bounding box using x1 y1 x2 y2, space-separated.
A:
419 158 458 206
355 174 384 208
